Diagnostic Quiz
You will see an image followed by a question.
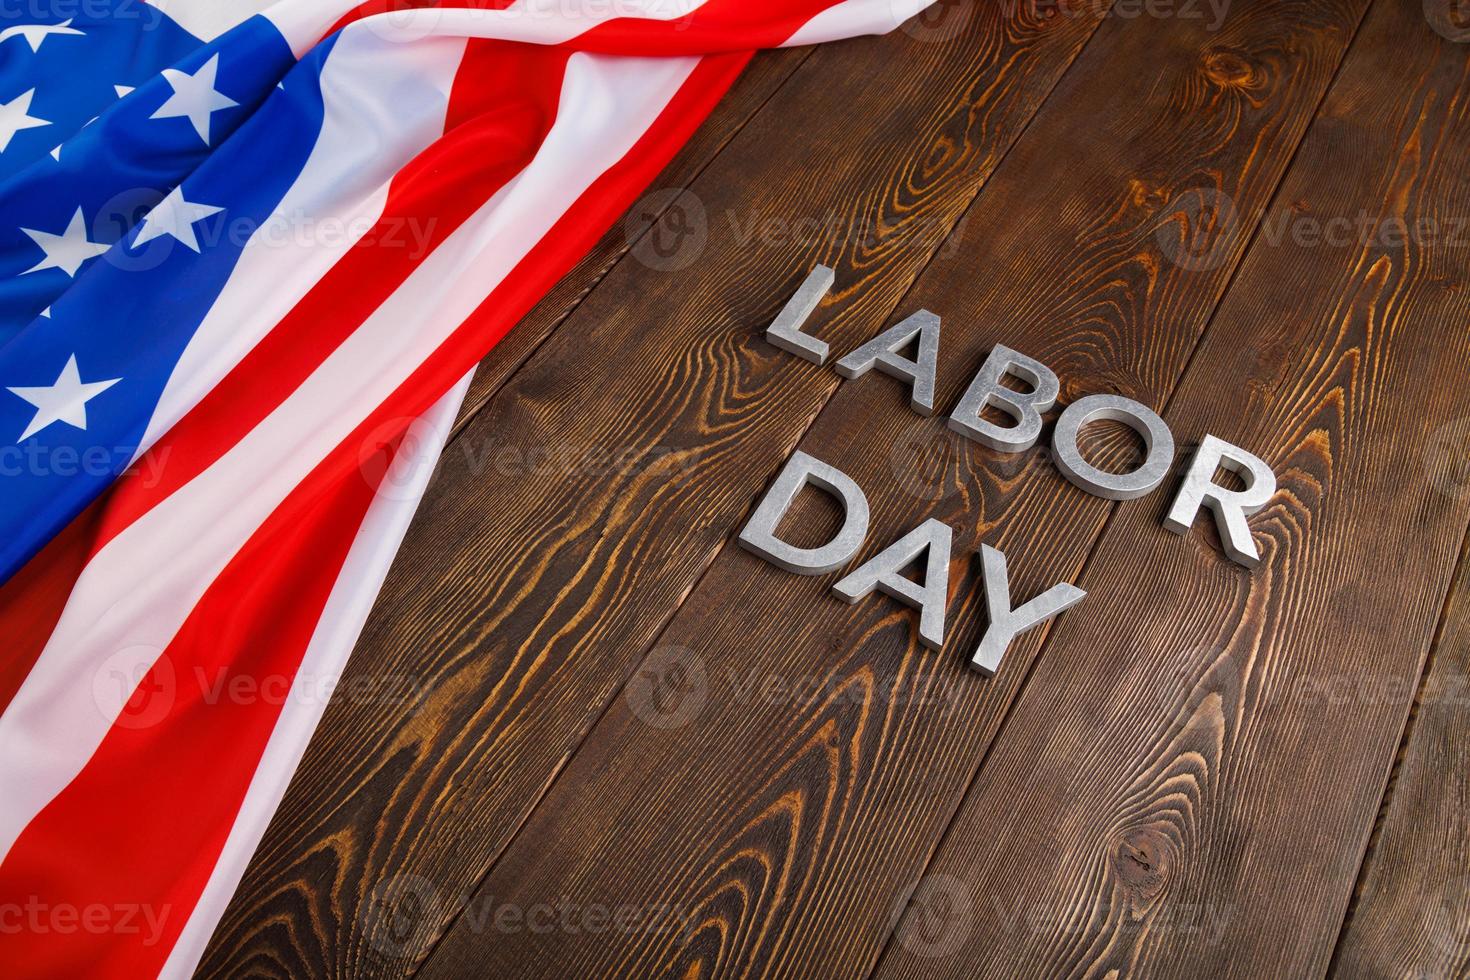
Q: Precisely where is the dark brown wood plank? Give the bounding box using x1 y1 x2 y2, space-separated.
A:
870 3 1470 978
196 5 1107 976
412 1 1371 978
1330 526 1470 979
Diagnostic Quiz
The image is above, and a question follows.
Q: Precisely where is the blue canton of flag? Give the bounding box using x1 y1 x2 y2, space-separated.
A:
0 2 334 580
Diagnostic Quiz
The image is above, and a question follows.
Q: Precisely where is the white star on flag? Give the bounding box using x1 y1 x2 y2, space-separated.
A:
114 85 135 98
20 208 109 277
0 19 84 54
134 187 224 253
6 354 121 441
0 89 49 153
151 54 238 145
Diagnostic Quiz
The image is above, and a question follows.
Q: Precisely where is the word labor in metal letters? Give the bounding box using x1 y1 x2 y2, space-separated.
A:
741 265 1277 676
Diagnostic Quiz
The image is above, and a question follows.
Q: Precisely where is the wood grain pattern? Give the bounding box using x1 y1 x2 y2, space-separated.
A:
197 4 1107 975
1330 531 1470 979
872 2 1470 977
412 1 1373 978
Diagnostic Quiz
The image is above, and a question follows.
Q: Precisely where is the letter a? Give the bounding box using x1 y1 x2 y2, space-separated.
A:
832 518 953 649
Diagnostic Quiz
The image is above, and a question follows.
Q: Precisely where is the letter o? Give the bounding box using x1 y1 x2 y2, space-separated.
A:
1052 394 1174 500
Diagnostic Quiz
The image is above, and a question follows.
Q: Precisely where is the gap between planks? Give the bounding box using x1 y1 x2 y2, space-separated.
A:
1325 516 1470 976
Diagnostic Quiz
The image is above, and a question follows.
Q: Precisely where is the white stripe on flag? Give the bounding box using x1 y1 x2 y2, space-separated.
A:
782 0 934 44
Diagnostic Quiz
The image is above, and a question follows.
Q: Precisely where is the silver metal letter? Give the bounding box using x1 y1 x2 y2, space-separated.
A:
1051 394 1175 500
1164 434 1276 568
832 518 953 650
948 344 1059 452
834 310 942 415
765 265 835 365
971 544 1086 677
738 450 869 574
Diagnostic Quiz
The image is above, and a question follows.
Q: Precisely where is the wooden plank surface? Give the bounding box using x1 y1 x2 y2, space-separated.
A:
870 1 1470 977
411 0 1377 977
197 4 1108 975
194 0 1470 976
1331 532 1470 979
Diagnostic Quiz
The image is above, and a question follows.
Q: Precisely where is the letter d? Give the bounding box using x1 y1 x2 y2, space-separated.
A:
738 451 869 574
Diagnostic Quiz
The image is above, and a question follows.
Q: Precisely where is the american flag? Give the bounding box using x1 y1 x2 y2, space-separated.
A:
0 0 932 974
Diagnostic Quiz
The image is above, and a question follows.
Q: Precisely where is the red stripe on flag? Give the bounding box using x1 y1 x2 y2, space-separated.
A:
0 499 104 715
